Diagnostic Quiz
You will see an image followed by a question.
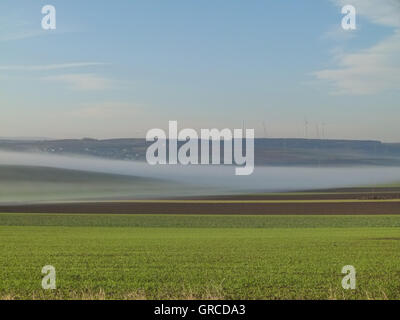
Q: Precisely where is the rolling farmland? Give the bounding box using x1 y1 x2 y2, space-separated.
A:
1 164 400 300
1 213 400 300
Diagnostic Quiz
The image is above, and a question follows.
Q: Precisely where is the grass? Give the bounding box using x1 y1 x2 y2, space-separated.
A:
1 213 400 228
371 183 400 188
1 214 400 300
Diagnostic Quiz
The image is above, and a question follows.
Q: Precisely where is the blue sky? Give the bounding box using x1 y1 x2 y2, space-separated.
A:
1 0 399 141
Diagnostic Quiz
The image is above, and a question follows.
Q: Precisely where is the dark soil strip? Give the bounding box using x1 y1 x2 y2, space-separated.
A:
1 201 400 215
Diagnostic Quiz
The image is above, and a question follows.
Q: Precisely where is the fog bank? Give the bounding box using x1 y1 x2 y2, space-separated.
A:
1 151 400 194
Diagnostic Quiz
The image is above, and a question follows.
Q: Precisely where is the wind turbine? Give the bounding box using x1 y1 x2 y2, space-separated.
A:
304 118 309 139
262 121 267 139
316 123 320 139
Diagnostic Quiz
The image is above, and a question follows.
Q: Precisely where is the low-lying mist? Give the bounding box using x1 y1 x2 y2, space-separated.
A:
1 151 400 200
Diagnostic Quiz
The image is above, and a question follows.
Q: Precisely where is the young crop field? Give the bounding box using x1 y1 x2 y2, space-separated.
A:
1 213 400 300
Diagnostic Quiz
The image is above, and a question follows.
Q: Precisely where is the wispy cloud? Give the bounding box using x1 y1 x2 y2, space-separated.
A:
42 73 113 91
315 31 400 95
0 30 45 42
0 15 77 42
0 62 105 71
0 18 47 42
314 0 400 95
69 102 139 119
322 25 357 42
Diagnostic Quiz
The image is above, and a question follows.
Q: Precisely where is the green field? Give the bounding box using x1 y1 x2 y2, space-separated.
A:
1 213 400 300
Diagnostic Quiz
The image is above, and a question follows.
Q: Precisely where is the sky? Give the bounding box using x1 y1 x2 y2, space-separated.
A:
1 0 399 141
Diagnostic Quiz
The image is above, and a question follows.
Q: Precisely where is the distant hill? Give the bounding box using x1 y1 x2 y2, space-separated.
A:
1 138 400 166
0 137 50 141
